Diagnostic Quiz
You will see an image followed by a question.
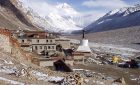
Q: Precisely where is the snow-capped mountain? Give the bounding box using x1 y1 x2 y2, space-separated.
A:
17 0 84 33
106 4 140 17
55 3 85 27
85 4 140 33
56 3 79 17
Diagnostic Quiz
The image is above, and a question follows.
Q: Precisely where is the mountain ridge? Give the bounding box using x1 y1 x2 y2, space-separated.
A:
85 4 140 33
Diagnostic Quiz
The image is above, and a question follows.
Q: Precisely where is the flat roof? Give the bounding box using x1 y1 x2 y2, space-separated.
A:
36 57 74 61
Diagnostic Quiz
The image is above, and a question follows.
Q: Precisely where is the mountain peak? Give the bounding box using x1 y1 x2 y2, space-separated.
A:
56 3 71 9
106 4 140 17
56 3 79 16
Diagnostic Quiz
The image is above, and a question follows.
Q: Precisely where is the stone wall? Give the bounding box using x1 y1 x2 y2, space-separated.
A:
0 28 12 53
0 28 32 62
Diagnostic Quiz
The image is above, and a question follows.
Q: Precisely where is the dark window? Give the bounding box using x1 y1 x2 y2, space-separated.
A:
48 46 51 49
46 40 48 42
22 40 24 43
35 46 38 50
50 40 52 42
37 40 39 43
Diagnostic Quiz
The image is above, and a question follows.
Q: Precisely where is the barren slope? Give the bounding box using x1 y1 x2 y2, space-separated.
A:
0 29 66 85
0 0 39 30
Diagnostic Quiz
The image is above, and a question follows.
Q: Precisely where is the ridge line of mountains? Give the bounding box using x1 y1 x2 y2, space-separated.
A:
85 4 140 33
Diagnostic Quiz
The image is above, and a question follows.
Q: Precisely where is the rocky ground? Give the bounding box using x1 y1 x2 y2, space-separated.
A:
69 32 140 85
73 64 140 85
71 50 140 85
0 49 66 85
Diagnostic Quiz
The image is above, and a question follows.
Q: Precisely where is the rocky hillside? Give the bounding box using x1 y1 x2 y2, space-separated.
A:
0 28 77 85
0 0 39 30
85 4 140 33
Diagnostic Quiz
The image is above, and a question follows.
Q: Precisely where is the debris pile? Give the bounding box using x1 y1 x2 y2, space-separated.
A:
73 69 124 85
130 75 140 84
86 53 114 65
62 73 82 85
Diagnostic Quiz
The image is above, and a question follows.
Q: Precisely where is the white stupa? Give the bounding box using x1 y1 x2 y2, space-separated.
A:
76 30 91 53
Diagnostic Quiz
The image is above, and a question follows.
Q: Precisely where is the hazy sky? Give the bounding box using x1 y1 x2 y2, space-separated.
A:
21 0 140 21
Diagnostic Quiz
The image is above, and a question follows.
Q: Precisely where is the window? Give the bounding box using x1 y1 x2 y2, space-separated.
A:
37 40 39 43
44 46 47 50
40 46 42 49
22 39 24 43
52 46 54 49
46 40 48 42
35 46 38 50
48 46 51 49
50 40 52 42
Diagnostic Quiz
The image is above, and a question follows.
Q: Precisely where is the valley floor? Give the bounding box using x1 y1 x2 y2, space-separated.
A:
89 42 140 57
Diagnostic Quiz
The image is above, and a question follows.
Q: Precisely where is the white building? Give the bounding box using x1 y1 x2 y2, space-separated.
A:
74 30 92 64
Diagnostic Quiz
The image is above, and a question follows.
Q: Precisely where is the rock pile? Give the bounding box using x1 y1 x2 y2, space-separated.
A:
62 73 82 85
73 69 124 85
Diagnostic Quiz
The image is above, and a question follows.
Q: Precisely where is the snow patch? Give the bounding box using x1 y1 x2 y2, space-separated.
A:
30 70 48 81
109 9 120 15
30 70 64 82
98 19 112 25
93 80 105 85
48 76 64 83
4 60 13 65
0 66 17 74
